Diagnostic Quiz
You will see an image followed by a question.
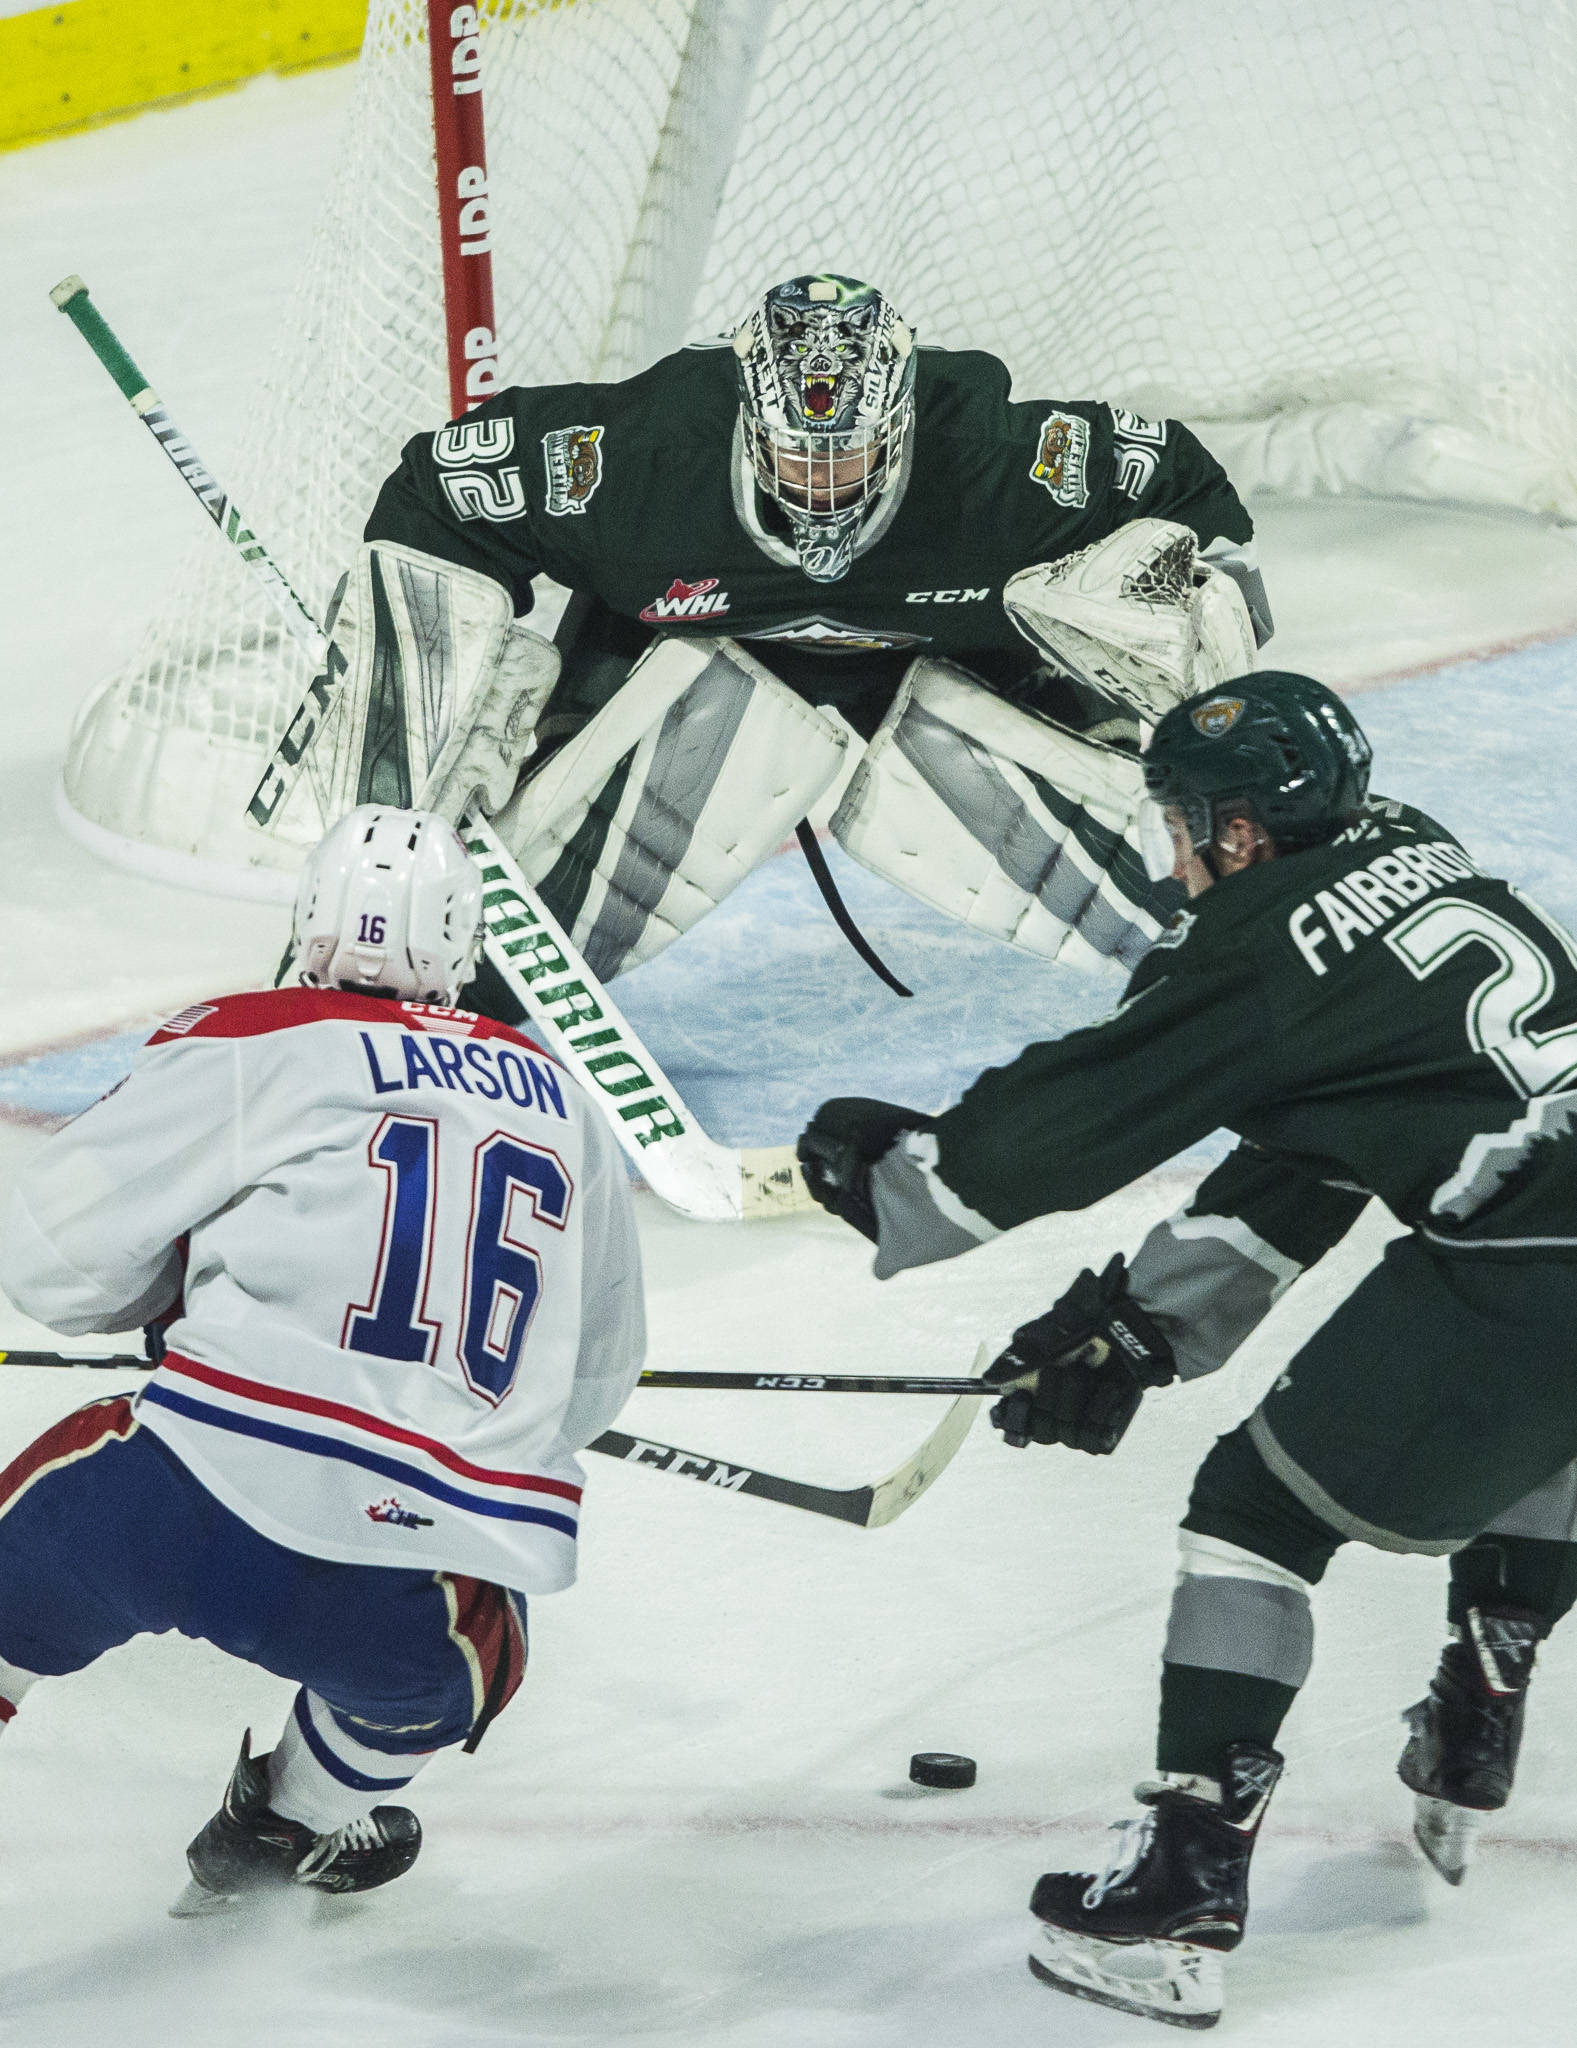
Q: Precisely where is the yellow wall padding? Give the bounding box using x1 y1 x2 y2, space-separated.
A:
1 0 369 152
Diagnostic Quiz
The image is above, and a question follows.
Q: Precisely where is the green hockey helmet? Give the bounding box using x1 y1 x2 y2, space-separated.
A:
1138 671 1372 876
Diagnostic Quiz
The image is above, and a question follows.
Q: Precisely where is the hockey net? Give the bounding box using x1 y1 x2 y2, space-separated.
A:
62 0 1577 894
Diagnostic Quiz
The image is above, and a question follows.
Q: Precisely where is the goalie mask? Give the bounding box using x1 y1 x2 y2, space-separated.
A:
292 805 483 1005
733 273 915 584
1137 672 1373 879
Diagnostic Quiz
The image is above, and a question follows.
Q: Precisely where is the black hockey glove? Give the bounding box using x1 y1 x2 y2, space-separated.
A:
796 1098 937 1244
983 1253 1175 1455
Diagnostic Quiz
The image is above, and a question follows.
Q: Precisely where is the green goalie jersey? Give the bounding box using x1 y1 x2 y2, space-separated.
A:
364 340 1260 694
872 800 1577 1277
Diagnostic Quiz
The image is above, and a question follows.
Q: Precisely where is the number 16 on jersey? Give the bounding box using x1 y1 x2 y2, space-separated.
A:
343 1112 574 1404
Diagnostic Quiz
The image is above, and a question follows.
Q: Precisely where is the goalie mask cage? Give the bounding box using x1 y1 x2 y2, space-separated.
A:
61 0 1577 897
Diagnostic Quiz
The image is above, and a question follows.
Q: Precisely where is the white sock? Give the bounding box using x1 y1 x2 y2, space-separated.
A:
267 1689 437 1835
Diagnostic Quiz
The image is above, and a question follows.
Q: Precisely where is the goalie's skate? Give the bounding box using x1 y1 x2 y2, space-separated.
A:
1026 1742 1282 2030
171 1731 421 1917
1398 1605 1539 1886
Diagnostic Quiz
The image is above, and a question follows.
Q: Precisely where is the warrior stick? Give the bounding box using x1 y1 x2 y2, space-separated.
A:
0 1348 986 1528
50 275 809 1226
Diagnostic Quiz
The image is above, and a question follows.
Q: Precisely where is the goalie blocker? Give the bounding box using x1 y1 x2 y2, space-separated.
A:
251 540 559 843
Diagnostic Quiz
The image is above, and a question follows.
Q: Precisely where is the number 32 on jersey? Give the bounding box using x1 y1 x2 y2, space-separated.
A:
343 1112 573 1404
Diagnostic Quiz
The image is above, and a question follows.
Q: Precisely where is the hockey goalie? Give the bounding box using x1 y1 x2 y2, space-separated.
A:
267 272 1267 1018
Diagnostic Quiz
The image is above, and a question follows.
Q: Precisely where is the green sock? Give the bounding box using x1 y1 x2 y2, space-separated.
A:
1156 1662 1299 1779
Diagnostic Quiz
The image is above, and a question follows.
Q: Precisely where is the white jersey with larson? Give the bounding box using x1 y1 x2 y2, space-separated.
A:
0 989 645 1591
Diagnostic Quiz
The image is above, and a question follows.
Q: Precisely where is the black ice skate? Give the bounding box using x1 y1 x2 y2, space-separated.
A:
170 1731 422 1917
1026 1742 1283 2030
1398 1604 1539 1886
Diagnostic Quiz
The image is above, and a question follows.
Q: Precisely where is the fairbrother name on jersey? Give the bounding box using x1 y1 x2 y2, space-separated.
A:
872 801 1577 1272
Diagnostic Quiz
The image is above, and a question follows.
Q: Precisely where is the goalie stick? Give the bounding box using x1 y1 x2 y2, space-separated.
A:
51 276 809 1226
0 1348 986 1528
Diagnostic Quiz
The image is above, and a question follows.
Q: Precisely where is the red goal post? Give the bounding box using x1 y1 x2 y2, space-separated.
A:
429 2 499 419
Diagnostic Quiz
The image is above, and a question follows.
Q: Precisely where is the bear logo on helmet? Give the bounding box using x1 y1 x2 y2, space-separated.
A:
1190 696 1245 738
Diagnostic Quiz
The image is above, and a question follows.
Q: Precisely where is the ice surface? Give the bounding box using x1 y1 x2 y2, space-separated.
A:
3 62 1577 2048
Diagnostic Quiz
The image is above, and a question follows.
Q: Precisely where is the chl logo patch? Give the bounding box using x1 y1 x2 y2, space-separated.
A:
1190 696 1245 737
1029 410 1090 507
640 576 731 623
366 1496 435 1530
542 424 604 516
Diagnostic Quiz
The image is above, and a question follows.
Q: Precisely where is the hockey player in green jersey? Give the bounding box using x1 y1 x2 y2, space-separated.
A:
796 672 1577 2027
286 274 1264 1009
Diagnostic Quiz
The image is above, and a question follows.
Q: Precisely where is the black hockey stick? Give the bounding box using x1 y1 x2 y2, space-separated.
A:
641 1369 994 1394
0 1351 993 1395
794 822 913 997
0 1350 986 1527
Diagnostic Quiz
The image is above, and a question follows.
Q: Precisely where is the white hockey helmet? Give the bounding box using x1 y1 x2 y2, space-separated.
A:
292 806 483 1005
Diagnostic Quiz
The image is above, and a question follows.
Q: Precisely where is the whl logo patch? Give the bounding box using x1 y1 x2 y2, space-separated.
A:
366 1496 434 1530
640 576 730 623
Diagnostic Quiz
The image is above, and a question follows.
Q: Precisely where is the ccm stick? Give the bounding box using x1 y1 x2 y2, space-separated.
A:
0 1348 989 1529
51 276 809 1225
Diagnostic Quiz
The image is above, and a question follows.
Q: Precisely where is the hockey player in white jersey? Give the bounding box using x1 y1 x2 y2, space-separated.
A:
0 806 644 1913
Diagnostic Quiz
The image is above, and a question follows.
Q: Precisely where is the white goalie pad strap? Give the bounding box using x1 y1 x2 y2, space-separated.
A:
1002 518 1258 723
830 658 1170 971
494 636 847 982
303 541 558 830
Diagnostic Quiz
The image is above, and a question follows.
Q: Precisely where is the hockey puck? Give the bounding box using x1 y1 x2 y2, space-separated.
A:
909 1751 977 1789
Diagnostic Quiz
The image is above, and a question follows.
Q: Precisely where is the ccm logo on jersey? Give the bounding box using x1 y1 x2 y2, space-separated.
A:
1288 840 1478 976
640 576 731 622
905 587 989 604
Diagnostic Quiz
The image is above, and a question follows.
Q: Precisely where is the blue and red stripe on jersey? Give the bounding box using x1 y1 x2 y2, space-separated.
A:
142 1352 580 1536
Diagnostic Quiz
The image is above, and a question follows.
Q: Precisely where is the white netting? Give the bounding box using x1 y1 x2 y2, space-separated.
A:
64 0 1577 890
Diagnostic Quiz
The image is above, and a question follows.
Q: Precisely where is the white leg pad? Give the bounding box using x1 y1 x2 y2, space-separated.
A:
493 636 848 981
829 658 1169 970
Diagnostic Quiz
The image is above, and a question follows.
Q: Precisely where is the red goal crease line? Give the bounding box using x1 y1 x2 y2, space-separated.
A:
444 1808 1577 1861
1338 616 1577 696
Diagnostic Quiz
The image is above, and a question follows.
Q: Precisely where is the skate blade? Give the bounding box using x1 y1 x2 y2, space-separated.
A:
1413 1795 1479 1886
169 1877 243 1919
1029 1921 1223 2029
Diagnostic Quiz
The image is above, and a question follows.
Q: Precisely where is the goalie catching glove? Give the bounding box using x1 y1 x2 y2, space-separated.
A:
984 1253 1175 1454
1002 518 1257 726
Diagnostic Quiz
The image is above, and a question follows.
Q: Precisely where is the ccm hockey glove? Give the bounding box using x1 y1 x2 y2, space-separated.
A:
796 1098 938 1243
984 1253 1175 1454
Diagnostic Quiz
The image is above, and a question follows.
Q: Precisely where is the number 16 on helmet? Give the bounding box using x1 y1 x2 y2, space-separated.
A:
291 806 485 1005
